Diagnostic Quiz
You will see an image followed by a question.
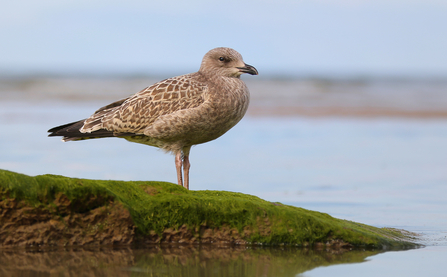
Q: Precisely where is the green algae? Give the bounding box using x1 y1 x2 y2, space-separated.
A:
0 169 418 248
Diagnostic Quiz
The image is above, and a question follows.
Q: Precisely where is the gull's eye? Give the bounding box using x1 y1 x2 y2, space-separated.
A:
219 57 225 62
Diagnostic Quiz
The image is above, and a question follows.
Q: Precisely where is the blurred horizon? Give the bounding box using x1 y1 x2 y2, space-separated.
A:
2 71 447 82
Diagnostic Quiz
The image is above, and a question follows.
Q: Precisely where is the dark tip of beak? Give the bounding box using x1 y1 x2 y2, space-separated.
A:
237 63 258 75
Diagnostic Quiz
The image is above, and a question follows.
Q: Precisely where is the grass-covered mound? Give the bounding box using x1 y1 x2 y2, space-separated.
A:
0 169 418 249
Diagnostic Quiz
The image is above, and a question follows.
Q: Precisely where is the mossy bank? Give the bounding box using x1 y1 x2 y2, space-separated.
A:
0 169 418 249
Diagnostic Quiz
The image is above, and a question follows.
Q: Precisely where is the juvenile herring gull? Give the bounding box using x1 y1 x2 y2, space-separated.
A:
48 47 258 190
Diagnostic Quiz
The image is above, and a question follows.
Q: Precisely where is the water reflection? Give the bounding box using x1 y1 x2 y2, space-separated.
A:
0 245 384 277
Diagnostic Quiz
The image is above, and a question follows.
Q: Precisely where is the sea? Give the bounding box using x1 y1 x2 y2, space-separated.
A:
0 76 446 276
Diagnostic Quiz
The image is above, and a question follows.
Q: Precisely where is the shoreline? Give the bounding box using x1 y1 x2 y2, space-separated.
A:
247 106 447 119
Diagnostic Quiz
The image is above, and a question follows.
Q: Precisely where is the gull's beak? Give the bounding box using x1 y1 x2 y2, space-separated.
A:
237 63 258 75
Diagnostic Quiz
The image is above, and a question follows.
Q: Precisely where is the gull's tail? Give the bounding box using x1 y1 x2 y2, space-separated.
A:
48 120 125 142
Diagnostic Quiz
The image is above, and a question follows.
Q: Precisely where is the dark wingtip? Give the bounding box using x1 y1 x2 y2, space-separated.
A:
47 120 86 138
47 119 136 140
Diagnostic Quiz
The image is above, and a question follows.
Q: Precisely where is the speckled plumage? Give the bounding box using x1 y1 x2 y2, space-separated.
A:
48 47 258 189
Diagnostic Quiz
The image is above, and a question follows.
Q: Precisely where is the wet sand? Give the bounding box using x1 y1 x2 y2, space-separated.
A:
248 105 447 118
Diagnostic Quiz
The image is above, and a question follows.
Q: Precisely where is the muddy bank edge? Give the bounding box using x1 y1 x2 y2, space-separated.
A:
0 169 418 249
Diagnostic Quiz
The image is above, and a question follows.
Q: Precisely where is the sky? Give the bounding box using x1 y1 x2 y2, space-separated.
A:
1 0 446 77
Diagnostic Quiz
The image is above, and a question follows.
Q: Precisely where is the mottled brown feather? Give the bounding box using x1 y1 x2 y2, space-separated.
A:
81 75 206 134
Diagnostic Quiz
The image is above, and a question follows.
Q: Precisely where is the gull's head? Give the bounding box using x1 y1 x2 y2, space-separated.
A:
199 47 258 78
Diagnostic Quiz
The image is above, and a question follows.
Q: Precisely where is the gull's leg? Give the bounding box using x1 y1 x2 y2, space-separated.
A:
182 146 191 190
183 156 190 190
175 152 183 187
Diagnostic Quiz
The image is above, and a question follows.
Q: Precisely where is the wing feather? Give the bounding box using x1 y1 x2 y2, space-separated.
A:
81 74 207 134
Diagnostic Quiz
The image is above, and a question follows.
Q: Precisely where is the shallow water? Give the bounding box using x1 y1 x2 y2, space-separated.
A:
0 245 411 277
1 78 447 276
1 245 446 277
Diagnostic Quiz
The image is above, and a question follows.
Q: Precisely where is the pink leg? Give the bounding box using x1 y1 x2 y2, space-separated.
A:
183 155 190 190
182 146 191 190
175 152 183 187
